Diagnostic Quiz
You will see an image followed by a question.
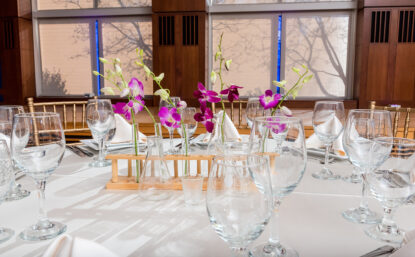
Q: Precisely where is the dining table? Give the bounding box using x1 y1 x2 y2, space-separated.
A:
0 140 414 257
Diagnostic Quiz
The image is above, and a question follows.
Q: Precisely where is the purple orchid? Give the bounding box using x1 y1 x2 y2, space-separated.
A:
220 85 242 103
177 100 187 110
112 96 144 121
259 90 281 110
194 104 214 133
128 78 145 98
159 107 181 128
193 83 221 104
265 117 287 134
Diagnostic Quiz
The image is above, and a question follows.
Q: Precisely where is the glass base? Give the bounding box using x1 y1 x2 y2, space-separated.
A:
365 224 404 245
312 168 340 180
138 188 171 201
342 174 362 184
5 184 30 201
342 207 381 224
0 227 14 243
251 243 299 257
89 159 111 168
20 220 66 241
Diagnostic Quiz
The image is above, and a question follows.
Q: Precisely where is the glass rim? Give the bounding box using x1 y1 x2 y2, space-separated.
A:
213 154 268 168
348 109 390 114
14 112 60 118
315 100 343 105
254 115 301 124
0 105 24 109
374 137 415 146
87 98 111 103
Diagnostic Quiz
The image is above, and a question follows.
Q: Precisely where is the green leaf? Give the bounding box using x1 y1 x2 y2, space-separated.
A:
301 64 307 69
225 59 232 71
292 67 300 74
135 61 143 67
143 65 151 77
303 74 313 83
215 51 222 61
92 71 99 76
210 71 217 84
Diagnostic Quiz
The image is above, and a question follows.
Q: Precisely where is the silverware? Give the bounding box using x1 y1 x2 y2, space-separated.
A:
73 145 94 157
15 170 25 181
360 245 396 257
174 137 195 149
67 145 86 157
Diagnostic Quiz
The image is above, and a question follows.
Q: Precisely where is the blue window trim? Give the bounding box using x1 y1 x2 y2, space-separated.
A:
95 20 101 96
276 15 282 94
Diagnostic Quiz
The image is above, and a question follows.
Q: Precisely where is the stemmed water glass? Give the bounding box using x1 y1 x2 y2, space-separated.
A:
177 107 198 146
11 113 66 240
86 99 115 167
245 97 270 129
365 137 415 244
0 105 30 201
311 101 345 180
160 97 180 153
250 116 307 257
0 140 15 243
342 109 392 224
206 154 273 257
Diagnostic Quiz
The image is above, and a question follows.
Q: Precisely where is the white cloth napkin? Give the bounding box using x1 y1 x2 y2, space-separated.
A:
42 234 118 257
112 114 146 143
306 114 345 154
207 111 241 143
389 229 415 257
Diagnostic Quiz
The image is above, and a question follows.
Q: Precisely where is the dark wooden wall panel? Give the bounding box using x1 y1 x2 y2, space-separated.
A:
153 0 206 13
366 45 389 101
393 45 415 102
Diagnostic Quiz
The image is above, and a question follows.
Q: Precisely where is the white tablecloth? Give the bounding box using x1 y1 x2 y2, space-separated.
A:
1 143 415 257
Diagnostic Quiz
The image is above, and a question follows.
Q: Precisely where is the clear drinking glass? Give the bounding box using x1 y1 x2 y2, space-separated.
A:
103 120 116 156
342 109 392 224
365 137 415 244
86 99 115 167
11 113 66 241
245 97 271 129
311 101 345 180
250 116 307 257
0 140 15 243
177 107 198 138
160 97 180 154
206 154 273 257
0 105 30 201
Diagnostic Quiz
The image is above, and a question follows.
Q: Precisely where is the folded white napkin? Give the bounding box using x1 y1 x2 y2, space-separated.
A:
43 234 118 257
389 229 415 257
209 111 241 142
306 114 345 154
112 114 146 143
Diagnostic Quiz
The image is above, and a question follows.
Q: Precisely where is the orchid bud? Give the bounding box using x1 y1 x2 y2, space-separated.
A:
101 87 115 95
143 65 151 77
154 73 164 84
177 101 187 110
115 64 122 75
280 106 292 117
99 57 108 64
120 88 130 97
225 59 232 71
92 71 99 76
154 89 170 101
210 71 217 84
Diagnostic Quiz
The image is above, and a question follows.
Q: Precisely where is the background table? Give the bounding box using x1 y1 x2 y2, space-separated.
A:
0 146 414 257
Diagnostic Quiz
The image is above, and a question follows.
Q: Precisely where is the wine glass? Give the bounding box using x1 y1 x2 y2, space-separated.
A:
250 116 307 257
11 112 66 240
245 97 270 129
0 140 15 243
160 97 180 154
0 105 30 201
103 120 116 156
177 107 198 140
86 99 115 167
342 109 392 224
365 137 415 244
311 101 345 180
206 154 273 257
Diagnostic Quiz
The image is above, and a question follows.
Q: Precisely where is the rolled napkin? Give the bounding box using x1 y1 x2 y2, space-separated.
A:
209 110 242 142
306 114 345 155
43 234 118 257
112 114 147 143
389 229 415 257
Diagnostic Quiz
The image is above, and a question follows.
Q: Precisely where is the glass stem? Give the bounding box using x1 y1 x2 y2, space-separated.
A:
359 174 369 210
265 200 284 255
324 144 330 171
380 207 397 231
37 180 49 225
230 247 250 257
98 137 105 162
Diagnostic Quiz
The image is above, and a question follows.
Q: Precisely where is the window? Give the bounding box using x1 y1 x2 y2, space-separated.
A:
33 1 152 97
209 1 356 99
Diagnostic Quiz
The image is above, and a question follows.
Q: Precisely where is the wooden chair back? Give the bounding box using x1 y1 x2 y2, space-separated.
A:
211 99 248 128
27 97 91 133
370 101 415 138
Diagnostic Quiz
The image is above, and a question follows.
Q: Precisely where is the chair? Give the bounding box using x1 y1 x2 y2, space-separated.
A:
211 99 248 128
27 97 94 143
370 101 415 138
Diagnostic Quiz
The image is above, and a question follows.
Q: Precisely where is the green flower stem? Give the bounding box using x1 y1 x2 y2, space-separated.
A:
131 112 140 183
216 32 226 143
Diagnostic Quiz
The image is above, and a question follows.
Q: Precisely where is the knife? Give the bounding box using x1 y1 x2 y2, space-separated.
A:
67 145 86 157
73 145 94 157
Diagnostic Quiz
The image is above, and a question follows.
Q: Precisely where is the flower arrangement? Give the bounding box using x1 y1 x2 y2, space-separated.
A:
93 49 190 178
194 33 243 143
